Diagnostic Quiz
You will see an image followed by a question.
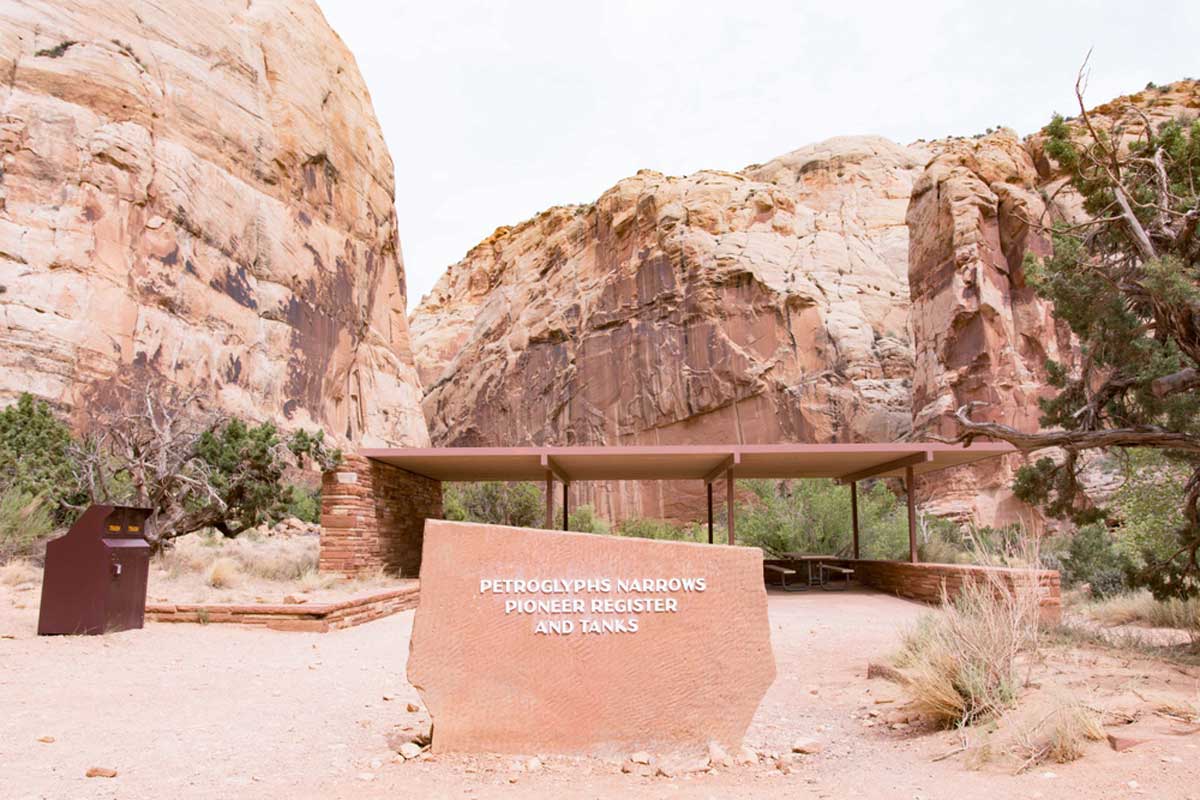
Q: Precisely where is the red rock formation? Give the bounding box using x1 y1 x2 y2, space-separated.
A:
908 81 1200 524
412 138 931 519
411 80 1200 527
905 131 1075 524
0 0 428 446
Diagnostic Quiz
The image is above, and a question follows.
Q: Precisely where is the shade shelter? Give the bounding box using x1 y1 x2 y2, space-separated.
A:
347 442 1014 567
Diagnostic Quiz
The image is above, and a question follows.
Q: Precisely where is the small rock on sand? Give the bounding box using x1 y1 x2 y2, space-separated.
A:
406 703 421 713
37 736 54 744
398 743 422 760
86 767 118 779
630 751 652 765
1107 732 1151 752
736 745 759 765
791 737 823 754
707 740 732 767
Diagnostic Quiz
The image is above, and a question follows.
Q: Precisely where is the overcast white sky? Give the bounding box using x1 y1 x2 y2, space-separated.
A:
315 1 1199 310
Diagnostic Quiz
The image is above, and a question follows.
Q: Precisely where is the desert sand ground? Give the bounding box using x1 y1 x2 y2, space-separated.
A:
2 584 1199 800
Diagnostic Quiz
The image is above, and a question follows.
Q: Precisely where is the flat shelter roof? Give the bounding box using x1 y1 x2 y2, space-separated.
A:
360 443 1016 484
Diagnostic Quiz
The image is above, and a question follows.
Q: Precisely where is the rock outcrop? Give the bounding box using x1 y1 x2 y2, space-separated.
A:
411 81 1200 525
0 0 428 446
412 137 932 519
907 80 1200 521
905 130 1076 522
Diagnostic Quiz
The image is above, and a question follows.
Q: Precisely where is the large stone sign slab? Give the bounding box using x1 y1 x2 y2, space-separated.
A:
407 520 775 755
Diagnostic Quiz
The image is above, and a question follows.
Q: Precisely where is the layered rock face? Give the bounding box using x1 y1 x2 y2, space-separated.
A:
412 81 1200 526
907 81 1200 521
0 0 428 446
412 137 932 519
905 130 1076 522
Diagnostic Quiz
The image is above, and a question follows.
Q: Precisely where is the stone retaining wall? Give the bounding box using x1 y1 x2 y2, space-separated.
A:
764 558 1061 624
319 455 442 577
145 584 420 633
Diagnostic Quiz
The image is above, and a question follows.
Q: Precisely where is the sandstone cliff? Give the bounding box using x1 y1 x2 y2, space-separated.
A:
411 80 1200 525
412 137 933 519
0 0 428 446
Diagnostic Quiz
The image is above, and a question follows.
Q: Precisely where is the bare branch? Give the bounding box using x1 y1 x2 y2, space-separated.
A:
950 402 1200 454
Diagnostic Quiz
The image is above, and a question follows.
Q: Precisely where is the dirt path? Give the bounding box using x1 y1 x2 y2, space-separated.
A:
2 585 1198 799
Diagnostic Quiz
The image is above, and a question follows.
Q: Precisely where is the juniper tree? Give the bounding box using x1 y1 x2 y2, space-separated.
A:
72 387 340 548
952 66 1200 598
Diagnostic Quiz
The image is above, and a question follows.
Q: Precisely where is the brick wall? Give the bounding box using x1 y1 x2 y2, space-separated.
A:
319 455 442 577
765 558 1062 624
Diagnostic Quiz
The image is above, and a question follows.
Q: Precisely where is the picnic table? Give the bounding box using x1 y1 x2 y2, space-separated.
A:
778 554 854 590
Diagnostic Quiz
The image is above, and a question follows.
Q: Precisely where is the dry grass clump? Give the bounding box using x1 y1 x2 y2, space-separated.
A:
1081 589 1200 631
1018 695 1105 767
159 530 317 582
205 556 240 589
1152 694 1200 724
965 694 1105 773
0 557 40 587
894 571 1043 727
148 530 400 604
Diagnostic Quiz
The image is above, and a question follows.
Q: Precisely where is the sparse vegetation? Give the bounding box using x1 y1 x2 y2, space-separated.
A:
894 571 1043 727
0 394 82 522
1078 588 1200 633
1002 694 1105 771
444 481 544 528
0 489 56 562
0 390 339 551
0 557 39 587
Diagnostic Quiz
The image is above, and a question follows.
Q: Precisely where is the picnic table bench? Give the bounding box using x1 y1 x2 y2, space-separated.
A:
764 563 803 591
776 554 855 590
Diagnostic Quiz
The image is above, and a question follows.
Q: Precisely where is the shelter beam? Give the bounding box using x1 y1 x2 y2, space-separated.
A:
836 452 931 484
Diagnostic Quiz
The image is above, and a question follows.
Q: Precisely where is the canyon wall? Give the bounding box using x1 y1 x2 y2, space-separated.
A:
411 81 1200 525
412 137 933 520
0 0 428 446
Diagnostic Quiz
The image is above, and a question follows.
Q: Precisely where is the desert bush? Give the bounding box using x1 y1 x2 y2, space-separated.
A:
72 389 340 547
1007 694 1104 770
283 484 321 524
736 478 970 561
0 557 40 586
205 556 240 589
895 571 1043 727
160 530 318 582
567 504 610 535
1060 523 1131 597
0 394 82 521
619 515 710 542
1080 589 1200 632
0 488 57 562
444 481 544 527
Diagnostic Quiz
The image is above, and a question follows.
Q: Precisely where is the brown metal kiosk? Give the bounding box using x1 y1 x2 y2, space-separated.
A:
38 504 153 635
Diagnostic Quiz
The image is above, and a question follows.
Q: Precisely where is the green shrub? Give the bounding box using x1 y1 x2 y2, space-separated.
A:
283 484 320 524
1108 450 1190 568
0 394 81 521
734 478 968 561
0 488 57 562
616 517 703 541
1060 523 1131 598
443 481 544 527
567 504 610 535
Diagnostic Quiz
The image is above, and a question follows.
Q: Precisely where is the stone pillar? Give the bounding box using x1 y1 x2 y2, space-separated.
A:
319 454 443 578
